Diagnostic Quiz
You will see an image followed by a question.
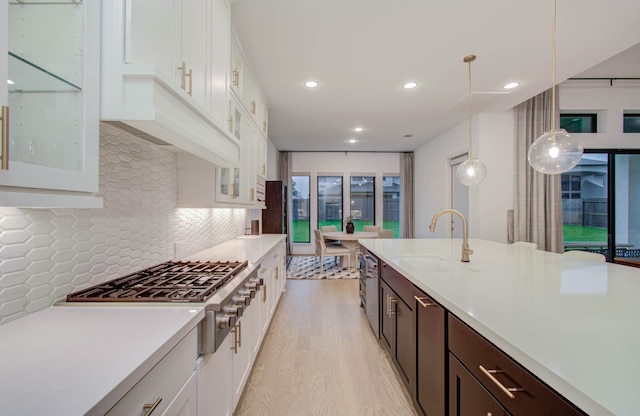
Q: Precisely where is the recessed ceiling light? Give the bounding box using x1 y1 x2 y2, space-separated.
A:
403 82 417 89
354 127 363 132
348 138 357 144
304 80 318 88
503 82 520 89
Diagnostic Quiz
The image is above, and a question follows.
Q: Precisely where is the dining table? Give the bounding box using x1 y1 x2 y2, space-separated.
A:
323 231 379 268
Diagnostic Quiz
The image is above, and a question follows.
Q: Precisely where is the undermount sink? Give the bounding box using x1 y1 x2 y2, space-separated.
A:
394 254 478 274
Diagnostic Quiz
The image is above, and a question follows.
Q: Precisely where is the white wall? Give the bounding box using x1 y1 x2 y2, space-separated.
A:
415 81 640 244
291 152 400 254
559 82 640 148
415 111 515 242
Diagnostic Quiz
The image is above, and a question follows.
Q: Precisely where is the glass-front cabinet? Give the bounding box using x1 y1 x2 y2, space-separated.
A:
0 0 100 207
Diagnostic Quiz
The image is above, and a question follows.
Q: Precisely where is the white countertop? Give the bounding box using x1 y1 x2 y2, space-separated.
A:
0 305 204 416
361 238 640 416
185 234 285 264
0 234 286 416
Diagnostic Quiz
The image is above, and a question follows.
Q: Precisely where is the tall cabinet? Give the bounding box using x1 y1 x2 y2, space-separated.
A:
262 181 287 235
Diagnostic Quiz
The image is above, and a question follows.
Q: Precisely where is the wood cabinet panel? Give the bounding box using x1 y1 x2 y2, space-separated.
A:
448 315 584 416
379 268 416 393
415 293 445 416
449 354 510 416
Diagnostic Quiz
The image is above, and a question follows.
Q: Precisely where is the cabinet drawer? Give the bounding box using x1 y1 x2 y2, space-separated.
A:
106 329 198 415
380 261 416 304
449 354 510 416
448 315 583 416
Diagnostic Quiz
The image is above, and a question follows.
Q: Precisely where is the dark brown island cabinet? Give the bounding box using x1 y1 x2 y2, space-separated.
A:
369 256 586 416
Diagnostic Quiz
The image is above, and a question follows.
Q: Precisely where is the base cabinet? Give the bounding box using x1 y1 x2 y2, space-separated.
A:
415 293 445 416
197 239 286 415
380 262 416 392
449 354 510 416
374 259 585 416
106 329 198 416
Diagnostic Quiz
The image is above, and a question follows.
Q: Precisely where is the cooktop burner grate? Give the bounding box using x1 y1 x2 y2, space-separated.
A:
66 260 249 303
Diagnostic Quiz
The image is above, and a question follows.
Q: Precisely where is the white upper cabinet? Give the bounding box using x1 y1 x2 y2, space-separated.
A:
229 33 268 137
210 0 231 128
101 0 240 168
0 0 102 208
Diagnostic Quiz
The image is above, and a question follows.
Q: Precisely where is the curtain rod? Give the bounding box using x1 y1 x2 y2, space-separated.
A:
568 77 640 86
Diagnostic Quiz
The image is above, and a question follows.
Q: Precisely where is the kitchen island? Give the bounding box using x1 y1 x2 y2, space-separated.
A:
361 238 640 416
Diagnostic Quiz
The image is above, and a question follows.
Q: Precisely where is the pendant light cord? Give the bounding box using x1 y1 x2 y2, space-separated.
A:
464 55 476 159
551 0 557 131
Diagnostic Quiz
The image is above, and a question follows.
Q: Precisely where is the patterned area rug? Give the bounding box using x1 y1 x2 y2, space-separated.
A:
287 256 359 279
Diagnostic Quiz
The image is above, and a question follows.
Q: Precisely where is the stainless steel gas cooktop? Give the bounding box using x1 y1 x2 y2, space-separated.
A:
66 260 249 303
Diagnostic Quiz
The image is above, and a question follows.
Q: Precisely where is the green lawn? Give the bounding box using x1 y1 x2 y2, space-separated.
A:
563 224 607 242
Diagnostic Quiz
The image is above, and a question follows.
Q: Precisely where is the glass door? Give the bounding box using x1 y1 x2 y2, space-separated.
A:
2 0 99 194
561 150 640 263
561 153 608 256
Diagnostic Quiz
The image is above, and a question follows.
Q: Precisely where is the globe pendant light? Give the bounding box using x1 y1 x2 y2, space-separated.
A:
527 0 583 174
456 55 487 186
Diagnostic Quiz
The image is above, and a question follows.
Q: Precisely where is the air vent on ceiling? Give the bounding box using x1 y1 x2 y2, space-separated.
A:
403 134 414 138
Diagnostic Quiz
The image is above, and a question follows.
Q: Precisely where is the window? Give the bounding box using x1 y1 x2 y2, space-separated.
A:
318 176 343 230
291 176 310 243
561 174 581 199
350 176 375 231
383 176 400 237
623 113 640 133
560 114 597 133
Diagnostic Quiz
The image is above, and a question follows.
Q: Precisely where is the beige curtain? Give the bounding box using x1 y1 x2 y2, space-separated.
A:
278 151 292 254
400 152 415 238
513 89 564 253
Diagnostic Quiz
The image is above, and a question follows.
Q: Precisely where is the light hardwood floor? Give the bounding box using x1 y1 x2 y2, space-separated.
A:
234 279 419 416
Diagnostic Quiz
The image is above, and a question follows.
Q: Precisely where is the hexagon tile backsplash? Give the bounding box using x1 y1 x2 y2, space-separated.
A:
0 125 250 324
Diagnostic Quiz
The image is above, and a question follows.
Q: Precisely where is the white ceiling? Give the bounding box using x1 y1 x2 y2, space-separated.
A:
230 0 640 152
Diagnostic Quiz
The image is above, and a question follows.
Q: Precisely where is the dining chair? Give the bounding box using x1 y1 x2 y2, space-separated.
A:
563 250 606 262
320 225 343 248
378 229 394 238
363 225 381 232
313 229 351 271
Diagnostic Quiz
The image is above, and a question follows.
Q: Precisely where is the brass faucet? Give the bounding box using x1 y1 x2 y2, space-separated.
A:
429 209 473 262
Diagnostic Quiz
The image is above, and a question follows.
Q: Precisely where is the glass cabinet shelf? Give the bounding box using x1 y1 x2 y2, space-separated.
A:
8 52 81 93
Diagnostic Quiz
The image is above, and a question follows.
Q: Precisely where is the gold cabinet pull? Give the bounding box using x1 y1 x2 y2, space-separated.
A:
262 283 267 303
263 120 267 132
389 297 397 316
414 296 436 308
251 100 256 115
236 320 242 348
232 68 240 88
0 106 8 170
177 62 187 90
478 365 526 399
185 68 193 96
142 397 162 416
231 322 239 353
